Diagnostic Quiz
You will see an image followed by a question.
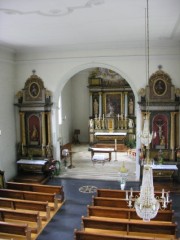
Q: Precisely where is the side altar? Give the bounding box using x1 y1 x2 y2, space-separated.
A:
14 71 53 183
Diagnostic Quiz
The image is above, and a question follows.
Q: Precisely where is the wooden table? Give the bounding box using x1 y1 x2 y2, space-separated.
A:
90 147 115 161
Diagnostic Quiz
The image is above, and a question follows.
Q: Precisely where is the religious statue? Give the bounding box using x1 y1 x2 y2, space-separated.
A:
128 118 134 128
89 119 94 129
31 125 38 141
155 119 165 139
160 135 165 146
106 102 115 117
46 144 53 158
128 98 134 115
93 98 99 115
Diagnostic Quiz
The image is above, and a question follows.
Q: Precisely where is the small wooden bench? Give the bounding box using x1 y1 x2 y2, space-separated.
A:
0 197 50 220
6 182 64 202
0 221 31 240
82 217 177 239
87 205 174 222
74 230 165 240
92 197 172 210
0 208 42 233
0 189 58 210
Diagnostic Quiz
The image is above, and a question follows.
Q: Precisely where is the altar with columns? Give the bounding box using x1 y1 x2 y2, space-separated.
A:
87 68 136 146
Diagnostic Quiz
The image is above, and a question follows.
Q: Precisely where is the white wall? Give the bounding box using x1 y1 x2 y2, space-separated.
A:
0 47 17 181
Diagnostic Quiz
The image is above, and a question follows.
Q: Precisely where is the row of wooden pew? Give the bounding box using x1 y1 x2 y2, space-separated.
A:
74 188 178 240
0 181 65 240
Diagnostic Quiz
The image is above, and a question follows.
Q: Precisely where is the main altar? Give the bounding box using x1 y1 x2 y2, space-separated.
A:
87 68 136 148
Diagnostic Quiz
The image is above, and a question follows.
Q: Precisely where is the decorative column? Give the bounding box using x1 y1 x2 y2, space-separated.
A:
124 92 128 117
47 112 52 145
98 92 102 118
170 112 176 161
19 112 26 156
41 112 46 157
19 112 26 145
89 93 93 116
121 92 124 116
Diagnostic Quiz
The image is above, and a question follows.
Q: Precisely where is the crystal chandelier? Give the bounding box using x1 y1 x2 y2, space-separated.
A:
126 0 170 222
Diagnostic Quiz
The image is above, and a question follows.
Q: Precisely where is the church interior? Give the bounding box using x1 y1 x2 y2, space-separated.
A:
0 0 180 239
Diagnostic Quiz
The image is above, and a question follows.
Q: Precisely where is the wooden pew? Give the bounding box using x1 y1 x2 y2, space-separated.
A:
92 197 172 210
0 221 31 240
0 189 58 210
97 189 165 199
0 208 41 233
0 197 50 220
6 182 64 202
74 230 165 240
87 205 174 222
82 217 177 239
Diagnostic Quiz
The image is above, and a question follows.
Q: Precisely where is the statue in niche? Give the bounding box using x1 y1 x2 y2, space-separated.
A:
128 98 134 115
31 125 39 141
128 119 134 128
93 98 99 115
155 119 165 139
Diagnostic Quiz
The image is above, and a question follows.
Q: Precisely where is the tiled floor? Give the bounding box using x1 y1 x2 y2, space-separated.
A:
58 144 137 181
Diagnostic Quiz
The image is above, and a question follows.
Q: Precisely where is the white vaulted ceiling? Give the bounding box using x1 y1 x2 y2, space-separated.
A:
0 0 180 52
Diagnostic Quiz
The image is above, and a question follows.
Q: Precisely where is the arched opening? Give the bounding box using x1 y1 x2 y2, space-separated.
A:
53 64 141 180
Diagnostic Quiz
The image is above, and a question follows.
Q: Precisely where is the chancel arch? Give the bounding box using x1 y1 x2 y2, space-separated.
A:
53 64 140 178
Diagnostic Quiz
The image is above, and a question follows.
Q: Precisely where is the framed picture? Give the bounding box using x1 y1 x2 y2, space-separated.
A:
0 170 5 188
29 82 40 98
153 79 167 96
103 92 122 117
26 113 41 146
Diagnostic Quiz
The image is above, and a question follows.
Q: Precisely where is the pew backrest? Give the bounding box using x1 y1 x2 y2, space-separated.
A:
93 196 172 210
87 205 174 222
74 230 163 240
0 197 50 220
0 221 31 240
0 208 41 233
97 189 165 199
6 182 64 202
0 189 58 210
82 217 177 238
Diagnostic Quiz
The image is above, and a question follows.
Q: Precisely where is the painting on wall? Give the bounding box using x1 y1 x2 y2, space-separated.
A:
103 92 121 117
27 113 41 146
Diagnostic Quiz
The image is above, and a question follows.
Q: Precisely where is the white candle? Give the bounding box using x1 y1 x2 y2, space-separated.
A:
130 187 133 197
166 192 169 202
118 114 119 120
125 191 128 200
162 188 165 198
103 114 104 120
115 139 117 151
128 200 132 207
